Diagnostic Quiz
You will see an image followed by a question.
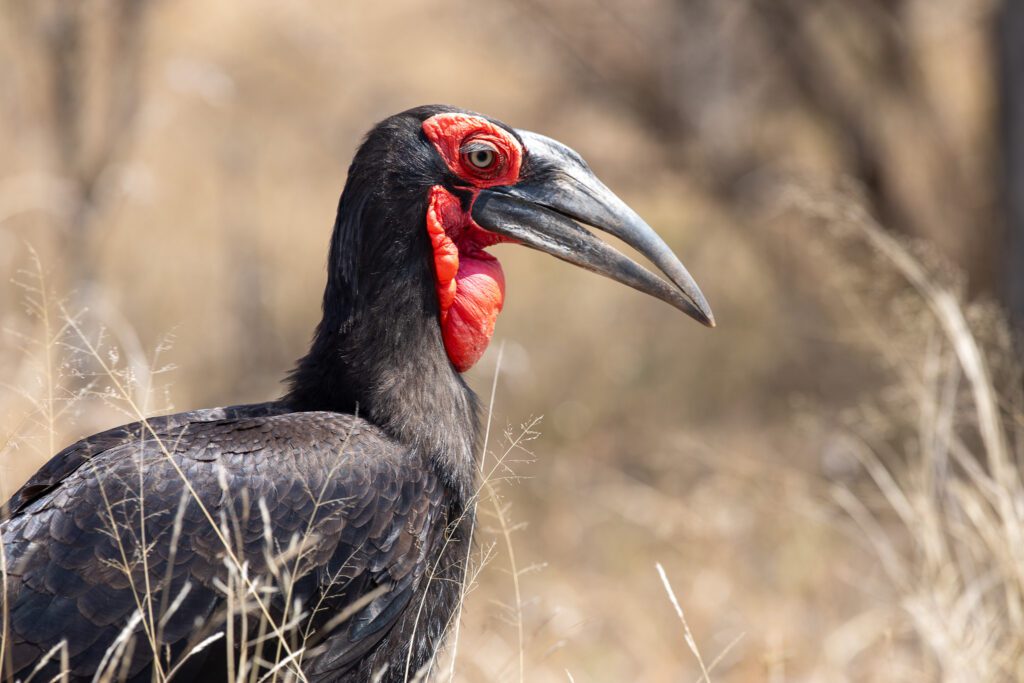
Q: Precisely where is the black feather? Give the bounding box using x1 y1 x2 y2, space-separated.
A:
0 106 502 681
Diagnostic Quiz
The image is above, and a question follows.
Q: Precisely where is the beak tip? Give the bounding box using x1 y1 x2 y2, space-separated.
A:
694 308 716 328
686 294 715 328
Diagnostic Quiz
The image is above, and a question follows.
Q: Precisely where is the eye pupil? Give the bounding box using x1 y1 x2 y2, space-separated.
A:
469 149 494 169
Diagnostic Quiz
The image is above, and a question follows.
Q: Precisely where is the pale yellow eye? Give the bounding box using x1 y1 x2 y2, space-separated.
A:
468 148 495 169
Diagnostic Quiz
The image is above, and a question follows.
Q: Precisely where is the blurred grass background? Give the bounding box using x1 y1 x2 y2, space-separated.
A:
1 1 1022 681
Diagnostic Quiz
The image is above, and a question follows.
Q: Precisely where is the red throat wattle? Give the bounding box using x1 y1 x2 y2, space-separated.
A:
426 186 506 372
421 112 524 372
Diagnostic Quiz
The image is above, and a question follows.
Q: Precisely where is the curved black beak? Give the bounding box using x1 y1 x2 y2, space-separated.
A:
471 130 714 327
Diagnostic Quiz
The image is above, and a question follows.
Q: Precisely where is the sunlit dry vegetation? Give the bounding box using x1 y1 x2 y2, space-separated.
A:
1 0 1020 680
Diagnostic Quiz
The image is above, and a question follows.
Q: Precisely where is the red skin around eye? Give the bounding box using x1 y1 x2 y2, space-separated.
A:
421 114 522 372
420 113 522 372
421 113 522 187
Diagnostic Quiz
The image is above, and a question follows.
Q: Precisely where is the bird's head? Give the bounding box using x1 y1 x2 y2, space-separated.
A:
328 105 714 374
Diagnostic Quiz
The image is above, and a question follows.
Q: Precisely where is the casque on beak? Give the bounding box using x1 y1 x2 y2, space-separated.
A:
470 130 715 327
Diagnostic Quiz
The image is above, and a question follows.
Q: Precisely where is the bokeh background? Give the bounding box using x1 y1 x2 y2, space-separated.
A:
1 1 1022 681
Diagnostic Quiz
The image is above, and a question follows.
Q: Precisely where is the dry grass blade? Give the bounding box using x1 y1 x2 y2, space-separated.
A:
305 584 391 649
164 632 225 680
444 342 505 683
772 181 1024 682
693 633 745 683
483 477 525 683
20 641 68 683
56 307 308 680
656 562 711 683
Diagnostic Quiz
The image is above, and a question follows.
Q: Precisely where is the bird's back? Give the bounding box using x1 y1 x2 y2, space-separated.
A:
1 404 467 682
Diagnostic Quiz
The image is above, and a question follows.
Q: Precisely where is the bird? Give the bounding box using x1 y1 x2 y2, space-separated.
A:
0 105 714 682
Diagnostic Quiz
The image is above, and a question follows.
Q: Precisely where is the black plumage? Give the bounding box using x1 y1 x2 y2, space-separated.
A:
4 403 465 681
3 106 478 682
1 104 713 682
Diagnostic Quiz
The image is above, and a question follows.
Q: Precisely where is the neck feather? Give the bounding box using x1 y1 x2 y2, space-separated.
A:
286 175 479 502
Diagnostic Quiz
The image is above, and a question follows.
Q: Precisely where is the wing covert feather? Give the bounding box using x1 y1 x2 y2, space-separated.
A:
0 407 444 681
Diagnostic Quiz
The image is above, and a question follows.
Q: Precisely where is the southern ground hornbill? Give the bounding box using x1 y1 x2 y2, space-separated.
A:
0 106 713 682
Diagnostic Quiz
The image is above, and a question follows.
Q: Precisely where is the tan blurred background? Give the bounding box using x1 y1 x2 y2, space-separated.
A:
1 1 1021 681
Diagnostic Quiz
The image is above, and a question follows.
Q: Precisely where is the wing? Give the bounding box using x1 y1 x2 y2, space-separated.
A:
4 402 287 515
0 409 443 682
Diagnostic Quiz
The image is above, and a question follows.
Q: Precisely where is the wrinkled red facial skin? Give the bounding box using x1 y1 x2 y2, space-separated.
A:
426 187 507 372
422 113 523 372
422 113 523 188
